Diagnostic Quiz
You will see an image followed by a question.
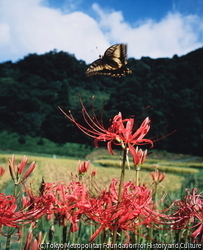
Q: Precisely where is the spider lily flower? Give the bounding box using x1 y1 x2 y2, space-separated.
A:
24 181 91 232
0 192 45 231
173 188 203 242
59 100 153 160
0 193 27 228
8 155 36 185
21 195 31 209
78 160 90 175
150 167 166 184
0 193 18 227
91 169 97 177
9 155 16 182
17 155 28 175
31 239 39 250
85 179 170 243
24 228 42 250
24 229 33 250
0 166 5 178
130 147 148 166
21 161 36 182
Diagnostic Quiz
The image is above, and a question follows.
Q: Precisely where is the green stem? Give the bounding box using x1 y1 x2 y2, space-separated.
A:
5 183 19 250
112 145 128 245
101 229 106 249
62 225 67 249
67 222 71 244
5 234 11 250
5 228 15 250
149 183 158 242
135 166 140 186
13 184 18 197
19 226 25 250
118 145 127 203
153 184 158 204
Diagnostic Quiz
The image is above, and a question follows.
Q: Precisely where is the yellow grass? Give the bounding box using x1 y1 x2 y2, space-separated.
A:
0 153 185 192
0 154 80 190
94 159 199 175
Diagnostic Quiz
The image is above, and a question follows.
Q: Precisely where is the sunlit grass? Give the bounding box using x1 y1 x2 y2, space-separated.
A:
0 154 81 191
0 152 186 193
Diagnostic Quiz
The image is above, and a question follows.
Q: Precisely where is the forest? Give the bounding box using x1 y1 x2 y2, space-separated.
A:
0 47 203 156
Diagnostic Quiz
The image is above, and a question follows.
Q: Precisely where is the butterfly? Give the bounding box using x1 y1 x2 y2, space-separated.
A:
85 44 132 77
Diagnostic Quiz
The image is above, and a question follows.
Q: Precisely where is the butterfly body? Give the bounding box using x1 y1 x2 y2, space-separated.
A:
85 44 132 77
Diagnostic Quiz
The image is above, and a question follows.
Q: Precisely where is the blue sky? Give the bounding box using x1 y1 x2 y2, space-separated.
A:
0 0 202 64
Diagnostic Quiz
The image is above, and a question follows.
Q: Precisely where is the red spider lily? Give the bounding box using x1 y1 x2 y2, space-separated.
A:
91 169 97 177
95 113 153 157
59 99 153 163
24 229 33 250
21 162 36 182
0 192 46 233
78 160 90 175
0 166 6 178
21 195 32 209
84 179 170 243
24 181 91 232
17 155 28 175
9 155 36 185
173 189 201 228
24 228 42 250
150 167 165 184
130 147 148 166
173 188 203 243
31 239 39 250
0 193 27 228
0 193 18 228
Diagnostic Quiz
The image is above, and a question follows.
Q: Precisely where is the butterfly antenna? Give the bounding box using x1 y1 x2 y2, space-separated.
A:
96 46 102 57
90 46 101 55
90 50 97 54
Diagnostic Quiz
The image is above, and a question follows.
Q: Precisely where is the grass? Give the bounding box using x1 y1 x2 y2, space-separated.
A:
0 131 92 158
93 159 199 174
1 147 201 194
0 154 81 192
87 147 202 170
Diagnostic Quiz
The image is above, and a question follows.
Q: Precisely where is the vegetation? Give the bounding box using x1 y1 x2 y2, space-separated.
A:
0 48 203 156
0 131 91 158
0 152 188 193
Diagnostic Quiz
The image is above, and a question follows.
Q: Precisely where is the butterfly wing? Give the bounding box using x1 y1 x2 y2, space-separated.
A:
103 44 127 68
85 59 106 77
86 65 132 77
85 44 132 77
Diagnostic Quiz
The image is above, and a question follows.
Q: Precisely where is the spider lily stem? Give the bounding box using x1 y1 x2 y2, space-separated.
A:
112 144 128 245
135 165 141 186
118 144 128 203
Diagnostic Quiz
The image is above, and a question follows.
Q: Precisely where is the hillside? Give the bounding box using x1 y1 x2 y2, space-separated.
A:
0 48 203 155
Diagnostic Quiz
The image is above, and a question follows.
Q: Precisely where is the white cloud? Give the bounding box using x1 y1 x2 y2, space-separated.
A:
0 0 109 63
62 0 83 12
93 3 203 59
0 0 202 64
0 23 10 45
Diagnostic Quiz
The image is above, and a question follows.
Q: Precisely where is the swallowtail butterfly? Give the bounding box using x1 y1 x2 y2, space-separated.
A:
85 44 132 77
